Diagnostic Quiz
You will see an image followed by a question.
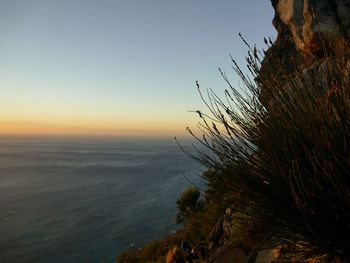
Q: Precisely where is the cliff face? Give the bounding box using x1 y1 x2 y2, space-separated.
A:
275 0 350 55
271 0 350 56
259 0 350 103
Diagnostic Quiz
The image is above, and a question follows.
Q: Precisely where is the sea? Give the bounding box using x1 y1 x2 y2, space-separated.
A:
0 136 205 263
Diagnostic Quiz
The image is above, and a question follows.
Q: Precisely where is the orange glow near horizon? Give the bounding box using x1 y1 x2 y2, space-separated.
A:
0 116 197 137
0 1 275 139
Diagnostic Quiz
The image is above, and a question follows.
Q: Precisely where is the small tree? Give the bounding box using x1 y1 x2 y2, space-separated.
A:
176 187 201 224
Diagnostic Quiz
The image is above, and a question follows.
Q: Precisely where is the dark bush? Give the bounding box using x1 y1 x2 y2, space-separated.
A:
176 186 201 224
184 36 350 261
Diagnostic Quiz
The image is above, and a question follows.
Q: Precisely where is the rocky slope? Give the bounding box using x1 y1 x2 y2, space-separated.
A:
207 2 350 262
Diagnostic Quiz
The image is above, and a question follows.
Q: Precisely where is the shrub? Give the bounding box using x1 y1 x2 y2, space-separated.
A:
183 36 350 261
176 186 201 224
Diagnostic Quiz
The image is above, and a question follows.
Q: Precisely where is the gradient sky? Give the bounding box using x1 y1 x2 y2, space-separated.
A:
0 0 276 137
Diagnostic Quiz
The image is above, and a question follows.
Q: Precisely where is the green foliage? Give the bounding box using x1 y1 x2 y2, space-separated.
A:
176 186 201 224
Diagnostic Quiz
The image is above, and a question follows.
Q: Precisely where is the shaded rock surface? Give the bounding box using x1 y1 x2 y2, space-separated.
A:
254 248 286 263
206 243 248 263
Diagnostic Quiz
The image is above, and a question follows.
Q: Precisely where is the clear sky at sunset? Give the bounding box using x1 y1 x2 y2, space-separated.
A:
0 0 275 137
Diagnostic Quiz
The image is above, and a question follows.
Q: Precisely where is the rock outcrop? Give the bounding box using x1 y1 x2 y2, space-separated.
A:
271 0 350 56
259 0 350 104
209 2 350 262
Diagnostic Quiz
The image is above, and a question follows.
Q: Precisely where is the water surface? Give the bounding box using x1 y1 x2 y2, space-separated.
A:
0 136 203 263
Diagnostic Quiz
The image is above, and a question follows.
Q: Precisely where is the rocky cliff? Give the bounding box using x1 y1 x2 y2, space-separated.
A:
260 0 350 103
270 0 350 56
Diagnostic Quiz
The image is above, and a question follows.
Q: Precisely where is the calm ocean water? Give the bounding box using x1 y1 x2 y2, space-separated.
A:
0 136 204 263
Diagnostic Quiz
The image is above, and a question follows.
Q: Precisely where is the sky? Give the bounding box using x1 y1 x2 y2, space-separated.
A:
0 0 276 137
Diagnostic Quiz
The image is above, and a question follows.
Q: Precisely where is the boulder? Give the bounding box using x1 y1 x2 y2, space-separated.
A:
254 247 285 263
206 242 248 263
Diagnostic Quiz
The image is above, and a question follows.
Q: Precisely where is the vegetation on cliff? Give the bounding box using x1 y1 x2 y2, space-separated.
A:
118 36 350 262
